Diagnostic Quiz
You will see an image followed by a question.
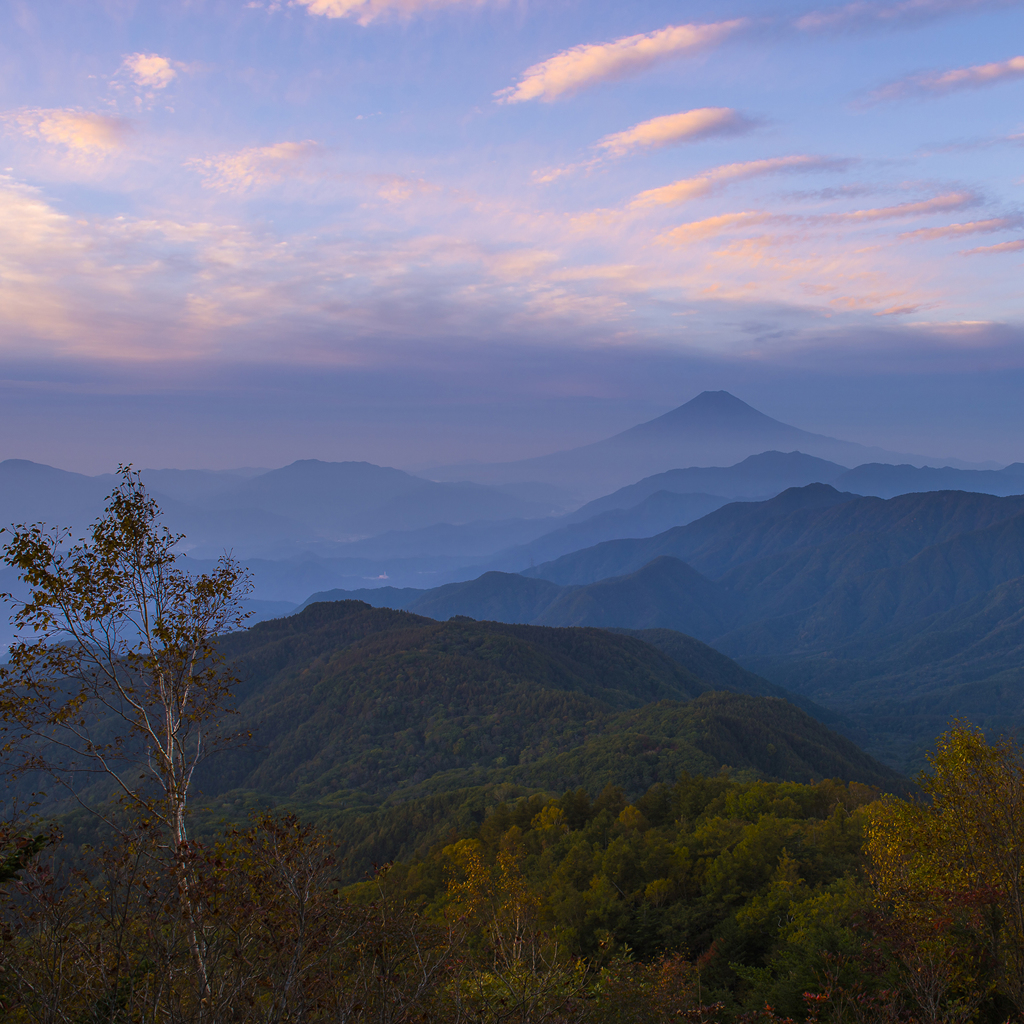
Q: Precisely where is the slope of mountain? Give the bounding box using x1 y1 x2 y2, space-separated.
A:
834 462 1024 499
192 601 903 873
509 693 901 799
608 626 844 729
405 572 565 623
201 460 557 539
0 459 113 533
300 560 734 637
209 601 903 802
523 484 858 586
135 467 269 503
534 556 736 637
426 392 958 498
481 491 733 572
564 451 849 521
301 572 567 623
526 487 1024 588
0 459 559 555
209 601 719 804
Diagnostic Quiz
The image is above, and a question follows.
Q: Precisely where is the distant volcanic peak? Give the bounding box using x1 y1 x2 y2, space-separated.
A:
618 391 807 441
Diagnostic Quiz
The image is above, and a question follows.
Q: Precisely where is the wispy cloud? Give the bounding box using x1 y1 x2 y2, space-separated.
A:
293 0 485 25
962 238 1024 254
496 20 747 104
901 216 1022 240
187 141 323 194
3 108 132 153
871 54 1024 100
630 155 850 209
796 0 1019 32
534 108 759 184
659 191 979 244
827 192 978 221
596 108 757 158
661 211 773 244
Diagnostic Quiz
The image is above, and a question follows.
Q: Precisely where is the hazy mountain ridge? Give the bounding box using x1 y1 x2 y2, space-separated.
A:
301 487 1024 768
3 393 1020 608
426 391 981 497
564 451 849 520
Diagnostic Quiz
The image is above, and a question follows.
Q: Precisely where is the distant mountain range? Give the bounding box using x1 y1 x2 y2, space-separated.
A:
427 391 990 498
2 392 1020 616
305 485 1024 770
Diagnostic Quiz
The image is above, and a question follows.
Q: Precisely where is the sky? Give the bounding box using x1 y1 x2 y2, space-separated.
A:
1 0 1023 473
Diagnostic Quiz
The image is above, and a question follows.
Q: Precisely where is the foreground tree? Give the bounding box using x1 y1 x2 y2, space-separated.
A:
0 466 252 998
867 722 1024 1020
0 465 251 842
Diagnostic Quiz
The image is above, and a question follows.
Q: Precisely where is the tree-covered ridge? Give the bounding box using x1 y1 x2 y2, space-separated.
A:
228 690 902 883
210 601 709 802
205 602 900 806
370 772 883 1019
180 601 903 878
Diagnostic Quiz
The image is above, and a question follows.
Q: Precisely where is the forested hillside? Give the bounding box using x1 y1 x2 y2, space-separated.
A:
180 601 903 875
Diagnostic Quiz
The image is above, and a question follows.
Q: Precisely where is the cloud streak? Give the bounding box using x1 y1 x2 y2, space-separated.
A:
871 54 1024 100
631 155 850 209
829 192 978 222
596 108 757 158
535 108 759 184
497 20 746 104
659 191 979 243
901 216 1022 240
294 0 485 25
962 238 1024 254
796 0 1020 31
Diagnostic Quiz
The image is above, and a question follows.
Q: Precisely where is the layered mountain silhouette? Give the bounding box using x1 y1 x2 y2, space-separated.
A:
3 395 1017 605
307 486 1024 768
563 450 848 519
0 458 559 559
427 391 963 498
836 462 1024 499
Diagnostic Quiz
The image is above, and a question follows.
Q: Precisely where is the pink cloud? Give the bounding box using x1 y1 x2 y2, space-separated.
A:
4 108 132 153
596 108 757 158
961 238 1024 254
796 0 1018 31
872 54 1024 100
631 155 850 209
496 20 747 104
901 216 1022 240
826 192 978 222
660 211 773 244
121 53 180 90
658 192 980 244
187 141 323 194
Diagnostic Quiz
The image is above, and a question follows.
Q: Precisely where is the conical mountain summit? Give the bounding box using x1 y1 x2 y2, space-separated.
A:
428 391 943 499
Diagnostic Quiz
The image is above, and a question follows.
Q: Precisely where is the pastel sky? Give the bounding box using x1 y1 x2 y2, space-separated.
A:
1 0 1023 472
